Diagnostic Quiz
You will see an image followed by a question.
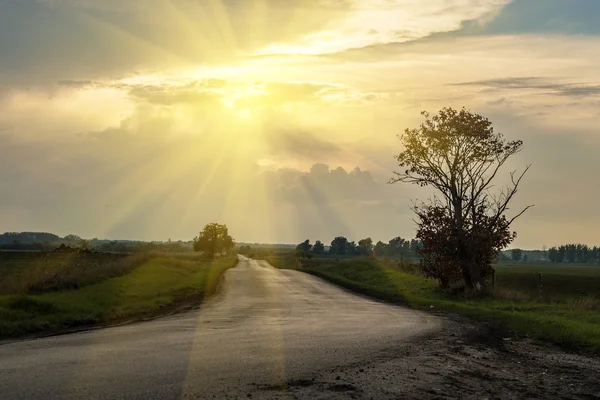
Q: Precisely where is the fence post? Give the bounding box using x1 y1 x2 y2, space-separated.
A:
538 273 543 299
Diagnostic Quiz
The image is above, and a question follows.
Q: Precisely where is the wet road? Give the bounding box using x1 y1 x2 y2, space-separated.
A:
0 256 440 399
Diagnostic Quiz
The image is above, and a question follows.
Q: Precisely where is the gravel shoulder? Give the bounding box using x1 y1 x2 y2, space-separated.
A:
255 316 600 400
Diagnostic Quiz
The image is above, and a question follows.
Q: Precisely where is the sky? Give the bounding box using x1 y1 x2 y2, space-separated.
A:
1 0 599 248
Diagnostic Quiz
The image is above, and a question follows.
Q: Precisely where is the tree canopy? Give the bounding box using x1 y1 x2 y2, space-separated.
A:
193 223 234 258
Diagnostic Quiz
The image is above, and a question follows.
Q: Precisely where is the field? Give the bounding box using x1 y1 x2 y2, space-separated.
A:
0 251 237 338
265 253 600 352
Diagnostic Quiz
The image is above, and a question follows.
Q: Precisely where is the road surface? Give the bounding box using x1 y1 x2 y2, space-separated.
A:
0 256 441 399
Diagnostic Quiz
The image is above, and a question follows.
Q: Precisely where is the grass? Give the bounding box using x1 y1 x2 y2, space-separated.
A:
0 254 238 338
0 251 151 294
266 254 600 353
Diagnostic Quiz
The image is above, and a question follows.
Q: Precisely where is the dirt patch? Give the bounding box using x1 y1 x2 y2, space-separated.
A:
254 316 600 399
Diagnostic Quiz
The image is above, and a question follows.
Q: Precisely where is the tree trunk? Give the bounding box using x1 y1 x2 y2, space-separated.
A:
468 261 486 294
439 276 450 290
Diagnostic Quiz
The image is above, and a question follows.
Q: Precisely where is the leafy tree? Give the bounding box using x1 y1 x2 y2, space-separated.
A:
387 237 407 257
193 223 234 258
415 202 512 288
511 248 522 262
329 236 349 256
373 241 387 257
296 240 312 252
358 237 374 256
391 107 532 293
312 240 325 255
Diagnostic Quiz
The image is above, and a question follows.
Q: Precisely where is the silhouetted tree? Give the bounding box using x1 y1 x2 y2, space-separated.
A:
415 201 512 289
557 246 566 263
387 237 407 257
329 236 349 256
296 240 312 252
392 107 532 293
193 223 234 258
347 241 359 256
358 238 374 256
548 247 558 262
312 240 325 255
373 241 387 257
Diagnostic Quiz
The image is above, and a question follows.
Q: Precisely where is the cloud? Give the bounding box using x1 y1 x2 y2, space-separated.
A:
264 130 341 160
260 163 414 241
254 0 511 55
128 85 223 106
0 0 352 86
454 77 600 98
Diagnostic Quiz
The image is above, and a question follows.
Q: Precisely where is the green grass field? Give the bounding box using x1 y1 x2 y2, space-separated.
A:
266 254 600 353
0 252 237 338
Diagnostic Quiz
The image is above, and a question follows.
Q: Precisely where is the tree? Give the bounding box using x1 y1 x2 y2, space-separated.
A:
387 237 407 257
347 241 359 256
193 223 234 258
373 241 387 257
358 238 373 256
557 246 566 263
296 240 312 252
415 201 512 288
548 246 558 262
511 248 522 262
295 239 312 259
329 236 349 256
542 245 548 262
78 238 91 251
312 240 325 255
391 107 532 293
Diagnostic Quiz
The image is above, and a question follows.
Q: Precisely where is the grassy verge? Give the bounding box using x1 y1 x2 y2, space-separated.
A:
0 251 152 294
268 255 600 353
0 255 238 338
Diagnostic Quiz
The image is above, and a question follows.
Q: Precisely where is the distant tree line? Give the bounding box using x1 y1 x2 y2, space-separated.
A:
0 232 63 245
0 231 193 253
293 236 423 259
547 244 600 264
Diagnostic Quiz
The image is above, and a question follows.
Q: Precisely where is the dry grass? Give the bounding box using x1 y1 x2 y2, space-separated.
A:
493 287 533 302
0 252 153 294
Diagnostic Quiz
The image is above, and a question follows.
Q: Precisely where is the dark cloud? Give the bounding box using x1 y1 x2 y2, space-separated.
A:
454 77 600 98
57 79 95 87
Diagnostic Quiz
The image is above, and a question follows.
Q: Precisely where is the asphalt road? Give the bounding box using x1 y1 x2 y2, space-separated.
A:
0 256 440 399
